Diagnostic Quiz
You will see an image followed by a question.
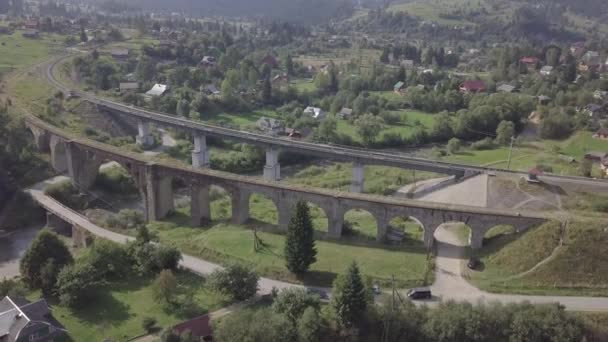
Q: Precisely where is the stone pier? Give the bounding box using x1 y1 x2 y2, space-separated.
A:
192 133 210 168
190 184 211 226
351 162 365 193
136 120 155 148
263 147 280 181
144 164 174 221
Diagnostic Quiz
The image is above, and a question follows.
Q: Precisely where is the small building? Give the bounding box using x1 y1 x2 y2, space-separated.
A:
393 81 405 93
583 104 605 118
145 84 168 97
21 30 39 39
272 74 289 84
119 82 138 92
584 151 608 163
0 296 67 342
23 19 39 30
593 90 607 100
582 51 601 67
203 84 220 97
172 314 213 342
527 168 543 183
262 54 279 68
497 84 517 93
256 117 285 136
338 107 353 119
459 80 486 94
110 48 129 61
537 95 552 105
539 66 554 76
400 59 415 69
593 128 608 140
570 41 586 57
286 127 302 139
520 56 539 71
303 106 325 119
200 56 216 68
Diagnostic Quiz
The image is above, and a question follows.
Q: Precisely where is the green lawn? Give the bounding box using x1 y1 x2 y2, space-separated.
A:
29 271 228 342
0 30 63 72
148 219 432 288
337 109 436 143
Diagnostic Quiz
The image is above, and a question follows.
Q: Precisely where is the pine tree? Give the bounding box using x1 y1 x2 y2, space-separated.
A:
331 262 367 328
262 76 272 104
285 54 294 76
284 201 317 275
79 27 87 42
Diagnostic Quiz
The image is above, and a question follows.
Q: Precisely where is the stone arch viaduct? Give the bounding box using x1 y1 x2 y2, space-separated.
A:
25 115 547 249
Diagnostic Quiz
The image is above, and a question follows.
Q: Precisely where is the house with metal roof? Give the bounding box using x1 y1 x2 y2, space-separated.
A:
0 296 66 342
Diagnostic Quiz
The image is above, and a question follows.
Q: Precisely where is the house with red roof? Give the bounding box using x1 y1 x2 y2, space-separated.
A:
459 80 486 94
262 54 279 68
172 314 213 341
519 56 539 72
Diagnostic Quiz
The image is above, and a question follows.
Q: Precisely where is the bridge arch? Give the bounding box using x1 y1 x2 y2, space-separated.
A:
387 215 425 246
50 136 68 173
343 208 378 240
249 192 279 226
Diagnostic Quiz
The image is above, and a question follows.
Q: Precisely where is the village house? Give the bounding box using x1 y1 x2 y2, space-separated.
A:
256 117 285 136
400 59 415 69
539 66 554 76
303 106 325 119
520 56 539 72
338 107 353 120
21 30 39 39
0 296 66 342
594 90 607 100
459 80 486 94
199 56 217 68
145 84 168 97
393 81 405 94
583 104 605 118
582 51 601 67
497 84 517 93
110 49 129 62
538 95 552 105
584 151 608 163
593 128 608 140
23 19 39 30
262 54 279 68
171 314 213 342
203 84 220 97
119 82 138 93
272 74 289 85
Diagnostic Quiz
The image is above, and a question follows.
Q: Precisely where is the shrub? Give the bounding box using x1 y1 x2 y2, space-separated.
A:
142 317 157 333
470 137 495 151
44 180 85 209
208 264 259 301
95 166 137 194
106 209 145 230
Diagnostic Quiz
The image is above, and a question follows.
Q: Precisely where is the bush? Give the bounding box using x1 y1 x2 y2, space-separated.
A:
106 209 145 230
95 166 138 194
470 137 495 151
379 111 401 125
142 317 157 333
44 180 85 209
539 112 574 139
208 264 259 301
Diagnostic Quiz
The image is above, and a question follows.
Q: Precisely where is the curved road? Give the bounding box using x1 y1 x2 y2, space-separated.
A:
26 177 608 312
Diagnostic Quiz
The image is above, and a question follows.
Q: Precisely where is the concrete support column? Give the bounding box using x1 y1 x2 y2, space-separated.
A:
65 141 100 189
469 229 485 250
351 162 365 193
190 184 211 226
231 189 250 225
263 147 281 181
136 120 155 148
423 227 435 250
71 225 90 248
46 212 71 235
376 217 388 243
327 203 343 239
144 163 174 221
192 133 210 168
278 201 293 231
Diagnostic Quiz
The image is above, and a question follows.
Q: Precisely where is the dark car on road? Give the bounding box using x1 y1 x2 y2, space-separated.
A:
307 288 329 300
467 257 481 270
407 287 432 300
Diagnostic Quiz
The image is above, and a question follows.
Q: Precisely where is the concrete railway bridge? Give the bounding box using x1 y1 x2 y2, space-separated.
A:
25 115 547 249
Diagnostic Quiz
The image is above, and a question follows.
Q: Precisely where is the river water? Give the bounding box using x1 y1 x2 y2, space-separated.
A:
0 224 43 279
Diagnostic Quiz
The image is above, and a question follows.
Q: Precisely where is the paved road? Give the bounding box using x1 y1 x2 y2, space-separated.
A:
427 225 608 312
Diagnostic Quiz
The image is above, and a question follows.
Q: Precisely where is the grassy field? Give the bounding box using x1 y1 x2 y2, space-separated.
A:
387 0 516 26
444 131 608 177
27 271 228 342
0 30 63 73
468 220 608 296
148 217 432 288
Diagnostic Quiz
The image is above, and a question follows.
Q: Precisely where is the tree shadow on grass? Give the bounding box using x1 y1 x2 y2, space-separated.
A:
69 288 133 326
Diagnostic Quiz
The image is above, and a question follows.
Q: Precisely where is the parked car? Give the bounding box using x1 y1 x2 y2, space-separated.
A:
306 288 329 300
467 257 481 270
406 287 432 300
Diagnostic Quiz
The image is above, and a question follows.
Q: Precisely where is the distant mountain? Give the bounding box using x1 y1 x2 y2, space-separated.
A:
96 0 356 24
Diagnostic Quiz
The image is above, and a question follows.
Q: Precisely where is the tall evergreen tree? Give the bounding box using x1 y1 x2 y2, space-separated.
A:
331 261 367 328
284 201 317 275
285 54 294 76
262 76 272 104
79 27 87 42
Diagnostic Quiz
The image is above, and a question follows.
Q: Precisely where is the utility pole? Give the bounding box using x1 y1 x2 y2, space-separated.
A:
506 136 516 170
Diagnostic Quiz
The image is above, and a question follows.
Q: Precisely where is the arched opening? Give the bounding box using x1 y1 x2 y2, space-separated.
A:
249 193 278 226
303 201 328 233
343 208 378 240
388 216 425 246
209 185 233 222
51 141 68 173
433 222 473 258
91 161 141 211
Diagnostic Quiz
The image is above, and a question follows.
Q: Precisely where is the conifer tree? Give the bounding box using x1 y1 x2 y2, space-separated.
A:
284 201 317 274
331 261 368 328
